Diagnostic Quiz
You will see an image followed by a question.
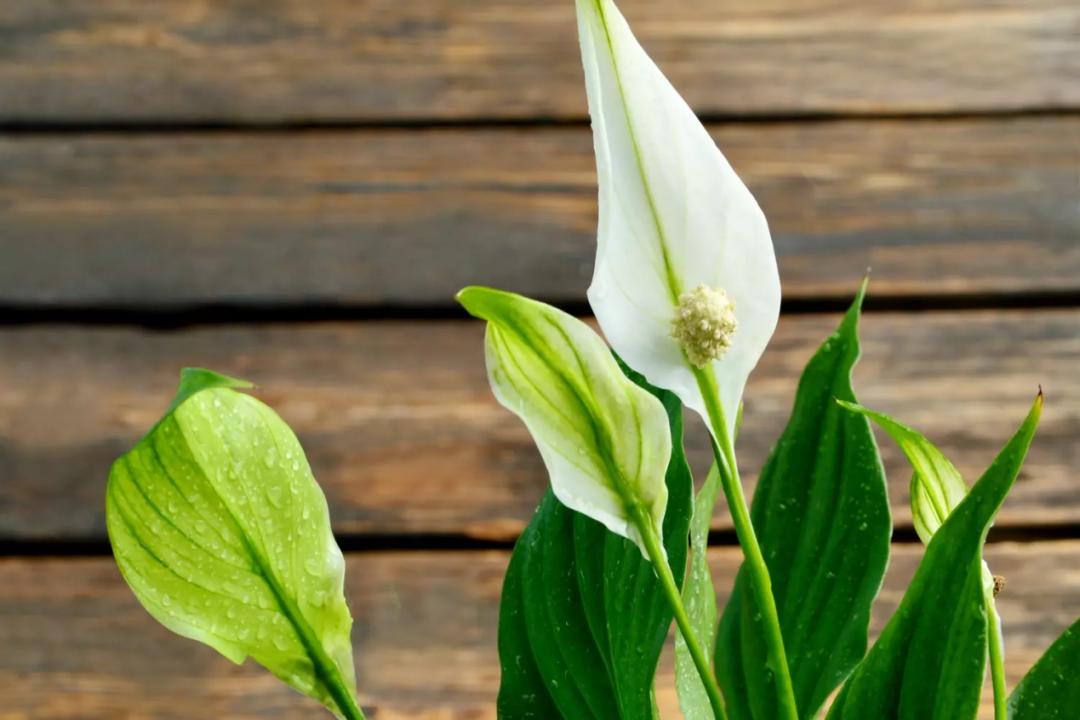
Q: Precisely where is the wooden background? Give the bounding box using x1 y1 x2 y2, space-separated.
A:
1 1 1078 718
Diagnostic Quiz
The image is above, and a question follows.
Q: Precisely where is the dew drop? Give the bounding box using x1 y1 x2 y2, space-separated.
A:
267 485 284 508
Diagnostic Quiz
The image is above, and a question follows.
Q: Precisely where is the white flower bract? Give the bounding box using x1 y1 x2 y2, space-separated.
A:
575 0 781 444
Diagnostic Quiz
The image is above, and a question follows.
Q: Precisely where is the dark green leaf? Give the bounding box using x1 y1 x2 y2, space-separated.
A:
716 284 892 719
827 394 1042 720
497 367 693 718
1008 617 1080 719
106 369 362 719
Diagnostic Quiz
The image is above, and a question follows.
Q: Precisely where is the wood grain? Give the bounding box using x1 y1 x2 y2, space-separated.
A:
0 542 1076 719
3 117 1079 307
1 309 1076 542
2 1 1079 123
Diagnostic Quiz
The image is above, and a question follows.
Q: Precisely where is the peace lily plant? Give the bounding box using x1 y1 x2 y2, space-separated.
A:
105 1 1077 718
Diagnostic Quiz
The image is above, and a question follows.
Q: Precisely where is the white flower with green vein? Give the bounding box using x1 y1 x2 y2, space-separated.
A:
575 0 781 446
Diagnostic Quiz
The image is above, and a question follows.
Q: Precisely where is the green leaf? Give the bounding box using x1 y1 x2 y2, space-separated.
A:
836 401 967 544
716 284 892 719
827 394 1043 720
106 370 362 720
675 464 722 720
497 366 694 718
458 286 672 557
840 401 1019 719
1008 617 1080 719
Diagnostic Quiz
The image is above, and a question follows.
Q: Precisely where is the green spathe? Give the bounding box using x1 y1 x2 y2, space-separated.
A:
457 285 671 557
836 401 968 545
106 369 363 720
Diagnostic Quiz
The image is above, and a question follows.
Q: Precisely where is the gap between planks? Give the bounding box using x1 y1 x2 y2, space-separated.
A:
1 310 1077 543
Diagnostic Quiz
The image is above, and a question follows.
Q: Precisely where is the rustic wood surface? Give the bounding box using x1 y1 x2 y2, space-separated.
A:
2 0 1079 123
3 0 1078 716
3 117 1079 307
1 309 1076 542
1 542 1075 719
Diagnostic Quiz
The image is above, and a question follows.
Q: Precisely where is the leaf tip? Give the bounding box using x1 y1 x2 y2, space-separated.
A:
835 277 870 338
1029 386 1045 424
456 285 499 320
166 367 253 417
853 275 871 311
834 397 864 414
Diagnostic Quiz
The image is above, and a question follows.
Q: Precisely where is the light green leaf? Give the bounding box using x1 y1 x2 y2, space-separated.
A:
837 402 967 544
675 464 722 720
716 285 891 719
497 364 693 718
827 394 1042 720
106 370 362 720
1008 617 1080 718
457 285 672 556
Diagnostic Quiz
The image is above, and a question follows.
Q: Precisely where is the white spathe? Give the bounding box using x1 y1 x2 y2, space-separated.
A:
576 0 781 444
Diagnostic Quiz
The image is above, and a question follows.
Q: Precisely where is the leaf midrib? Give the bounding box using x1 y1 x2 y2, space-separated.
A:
173 399 361 720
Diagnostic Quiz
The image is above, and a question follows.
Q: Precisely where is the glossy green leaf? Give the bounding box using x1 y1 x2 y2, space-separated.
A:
840 401 1021 719
1008 617 1080 719
497 366 693 718
106 369 363 720
458 286 672 557
715 285 891 719
675 463 722 720
827 394 1043 720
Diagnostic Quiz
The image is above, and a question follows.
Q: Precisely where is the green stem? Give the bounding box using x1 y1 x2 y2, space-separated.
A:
986 587 1008 720
634 508 728 720
695 369 800 720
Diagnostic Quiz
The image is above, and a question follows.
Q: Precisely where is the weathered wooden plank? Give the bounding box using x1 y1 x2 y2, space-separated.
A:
3 117 1079 307
0 542 1076 718
1 310 1075 542
2 1 1078 123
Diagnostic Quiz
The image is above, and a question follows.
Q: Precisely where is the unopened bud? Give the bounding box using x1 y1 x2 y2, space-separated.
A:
670 284 738 368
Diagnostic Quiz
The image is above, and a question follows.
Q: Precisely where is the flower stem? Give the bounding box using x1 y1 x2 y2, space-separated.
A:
986 589 1008 720
634 508 728 720
694 369 799 720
